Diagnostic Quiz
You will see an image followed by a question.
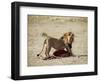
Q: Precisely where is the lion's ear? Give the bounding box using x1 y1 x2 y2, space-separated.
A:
63 33 68 36
72 34 74 37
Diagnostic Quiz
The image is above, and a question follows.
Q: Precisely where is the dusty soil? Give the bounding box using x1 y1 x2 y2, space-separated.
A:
27 16 88 66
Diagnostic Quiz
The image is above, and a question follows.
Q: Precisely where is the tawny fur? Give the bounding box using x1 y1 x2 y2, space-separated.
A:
37 32 74 59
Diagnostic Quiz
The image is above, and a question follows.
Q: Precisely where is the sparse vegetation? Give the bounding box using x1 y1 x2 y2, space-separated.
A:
28 15 88 66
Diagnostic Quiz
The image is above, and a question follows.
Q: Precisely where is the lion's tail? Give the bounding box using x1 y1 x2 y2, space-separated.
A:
37 39 46 57
42 32 49 38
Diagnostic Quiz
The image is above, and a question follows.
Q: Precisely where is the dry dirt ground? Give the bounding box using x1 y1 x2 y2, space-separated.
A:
27 15 88 66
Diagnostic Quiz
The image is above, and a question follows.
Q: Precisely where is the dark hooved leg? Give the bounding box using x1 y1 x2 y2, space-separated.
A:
65 47 72 56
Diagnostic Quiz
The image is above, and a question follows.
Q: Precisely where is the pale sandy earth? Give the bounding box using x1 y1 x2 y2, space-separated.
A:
27 16 88 66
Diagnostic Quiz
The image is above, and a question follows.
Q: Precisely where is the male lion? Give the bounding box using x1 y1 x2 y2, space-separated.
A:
37 32 74 59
